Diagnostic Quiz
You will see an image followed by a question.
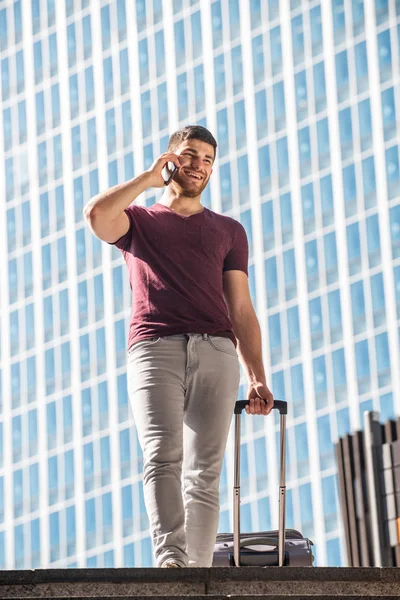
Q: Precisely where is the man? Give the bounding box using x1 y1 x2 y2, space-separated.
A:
83 125 274 568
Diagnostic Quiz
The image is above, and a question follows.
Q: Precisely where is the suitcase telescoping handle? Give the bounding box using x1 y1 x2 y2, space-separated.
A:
233 399 287 567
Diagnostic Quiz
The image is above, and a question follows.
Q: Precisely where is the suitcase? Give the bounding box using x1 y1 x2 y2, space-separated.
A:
213 399 314 567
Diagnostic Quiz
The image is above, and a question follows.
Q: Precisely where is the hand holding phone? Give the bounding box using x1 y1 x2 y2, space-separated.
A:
146 153 180 188
161 161 178 186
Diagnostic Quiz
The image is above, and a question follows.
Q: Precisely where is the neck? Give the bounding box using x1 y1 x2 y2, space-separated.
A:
160 190 203 216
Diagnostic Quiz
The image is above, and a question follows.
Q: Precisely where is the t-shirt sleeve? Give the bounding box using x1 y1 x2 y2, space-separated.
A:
106 205 135 252
223 221 249 276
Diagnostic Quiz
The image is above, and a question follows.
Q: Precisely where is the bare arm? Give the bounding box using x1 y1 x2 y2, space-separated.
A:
83 152 181 243
231 305 266 384
223 270 274 415
84 172 152 221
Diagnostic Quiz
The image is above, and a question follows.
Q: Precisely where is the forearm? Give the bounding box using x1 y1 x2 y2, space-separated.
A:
231 308 266 384
84 172 152 221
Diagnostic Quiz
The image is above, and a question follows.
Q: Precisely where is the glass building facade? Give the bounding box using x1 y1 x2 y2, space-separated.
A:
0 0 399 568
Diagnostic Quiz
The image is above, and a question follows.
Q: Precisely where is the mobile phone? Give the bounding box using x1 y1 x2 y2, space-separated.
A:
162 161 178 185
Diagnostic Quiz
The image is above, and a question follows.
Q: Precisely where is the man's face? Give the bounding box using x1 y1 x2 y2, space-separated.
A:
172 139 215 197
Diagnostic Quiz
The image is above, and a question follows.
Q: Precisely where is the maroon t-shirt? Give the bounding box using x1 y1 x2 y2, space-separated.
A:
109 202 249 350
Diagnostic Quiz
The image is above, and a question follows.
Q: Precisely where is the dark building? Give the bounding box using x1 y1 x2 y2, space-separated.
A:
336 411 400 566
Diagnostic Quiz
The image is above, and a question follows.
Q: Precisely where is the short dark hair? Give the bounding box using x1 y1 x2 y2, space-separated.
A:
167 125 217 161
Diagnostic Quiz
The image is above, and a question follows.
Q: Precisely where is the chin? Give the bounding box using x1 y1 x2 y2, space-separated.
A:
181 191 199 199
177 181 208 198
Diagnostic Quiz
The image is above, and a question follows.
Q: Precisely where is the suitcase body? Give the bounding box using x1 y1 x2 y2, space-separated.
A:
212 400 314 567
213 529 314 567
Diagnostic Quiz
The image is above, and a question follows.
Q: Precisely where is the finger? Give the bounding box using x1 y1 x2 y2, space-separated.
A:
168 153 183 168
264 397 274 415
255 398 270 415
250 397 258 415
159 153 181 168
160 151 179 160
258 397 267 415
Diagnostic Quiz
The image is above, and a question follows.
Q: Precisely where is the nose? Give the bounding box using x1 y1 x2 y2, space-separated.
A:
190 157 201 169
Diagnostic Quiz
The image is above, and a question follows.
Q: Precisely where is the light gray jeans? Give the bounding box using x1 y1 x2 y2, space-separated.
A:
127 333 240 567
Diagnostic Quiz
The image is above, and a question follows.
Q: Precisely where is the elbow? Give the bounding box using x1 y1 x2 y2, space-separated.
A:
230 303 254 323
83 199 97 222
230 306 256 331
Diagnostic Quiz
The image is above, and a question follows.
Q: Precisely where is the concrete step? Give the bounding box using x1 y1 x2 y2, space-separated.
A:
0 567 399 598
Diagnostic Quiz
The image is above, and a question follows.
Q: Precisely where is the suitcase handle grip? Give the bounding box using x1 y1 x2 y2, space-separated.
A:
234 399 287 415
239 537 279 548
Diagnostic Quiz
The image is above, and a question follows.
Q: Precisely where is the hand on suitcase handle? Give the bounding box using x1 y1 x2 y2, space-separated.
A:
235 399 287 415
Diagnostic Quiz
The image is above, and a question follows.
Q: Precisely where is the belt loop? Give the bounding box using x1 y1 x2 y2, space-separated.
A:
203 333 207 340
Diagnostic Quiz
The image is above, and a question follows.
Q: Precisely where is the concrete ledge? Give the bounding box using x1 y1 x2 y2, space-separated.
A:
2 597 398 600
0 567 399 598
1 566 400 583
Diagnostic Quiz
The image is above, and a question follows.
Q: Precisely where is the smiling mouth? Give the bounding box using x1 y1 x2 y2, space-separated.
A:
183 170 203 181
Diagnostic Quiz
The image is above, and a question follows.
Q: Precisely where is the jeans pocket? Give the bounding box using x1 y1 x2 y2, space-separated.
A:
206 336 237 357
127 337 163 357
